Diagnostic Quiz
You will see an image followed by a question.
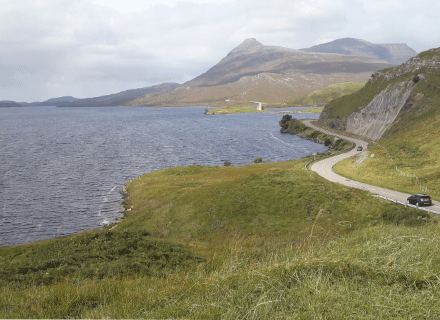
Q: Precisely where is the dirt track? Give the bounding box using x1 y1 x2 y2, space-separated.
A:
302 120 440 212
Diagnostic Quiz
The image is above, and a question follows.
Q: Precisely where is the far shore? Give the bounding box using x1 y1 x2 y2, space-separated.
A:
205 106 322 115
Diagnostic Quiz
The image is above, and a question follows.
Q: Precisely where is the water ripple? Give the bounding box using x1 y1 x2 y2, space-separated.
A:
0 106 325 247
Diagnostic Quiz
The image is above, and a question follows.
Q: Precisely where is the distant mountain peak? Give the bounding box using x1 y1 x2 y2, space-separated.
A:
301 38 417 64
336 37 371 44
227 38 264 56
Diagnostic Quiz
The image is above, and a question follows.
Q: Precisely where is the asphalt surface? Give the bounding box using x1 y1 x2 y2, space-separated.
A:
303 120 440 213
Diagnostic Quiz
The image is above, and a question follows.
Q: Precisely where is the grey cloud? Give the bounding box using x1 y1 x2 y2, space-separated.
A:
0 0 439 101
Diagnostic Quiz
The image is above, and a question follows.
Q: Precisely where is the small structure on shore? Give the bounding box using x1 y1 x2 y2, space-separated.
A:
249 101 265 111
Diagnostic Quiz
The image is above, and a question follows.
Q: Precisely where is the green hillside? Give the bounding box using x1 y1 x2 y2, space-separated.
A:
1 159 439 318
327 48 440 198
319 47 440 131
335 106 440 199
287 82 365 107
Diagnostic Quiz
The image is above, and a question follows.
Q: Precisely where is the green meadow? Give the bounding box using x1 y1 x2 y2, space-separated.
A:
1 157 439 318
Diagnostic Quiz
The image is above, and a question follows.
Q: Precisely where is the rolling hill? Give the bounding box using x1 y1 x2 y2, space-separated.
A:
26 83 180 107
0 100 23 108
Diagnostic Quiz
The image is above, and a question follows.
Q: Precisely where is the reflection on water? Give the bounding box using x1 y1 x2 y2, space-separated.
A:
0 106 325 247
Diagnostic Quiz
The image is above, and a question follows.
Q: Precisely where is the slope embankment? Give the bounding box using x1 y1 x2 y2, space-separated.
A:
303 120 440 212
345 81 414 140
318 48 440 140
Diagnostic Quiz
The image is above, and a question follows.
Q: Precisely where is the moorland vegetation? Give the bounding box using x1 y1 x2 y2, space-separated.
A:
279 114 353 151
282 82 366 108
1 158 439 318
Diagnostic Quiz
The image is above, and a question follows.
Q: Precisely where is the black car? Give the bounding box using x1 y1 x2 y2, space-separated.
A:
357 146 363 151
407 194 432 206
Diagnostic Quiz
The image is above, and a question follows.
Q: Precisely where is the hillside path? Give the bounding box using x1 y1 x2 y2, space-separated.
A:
302 120 440 212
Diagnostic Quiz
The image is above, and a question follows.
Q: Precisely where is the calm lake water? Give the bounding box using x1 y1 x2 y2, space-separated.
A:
0 106 325 247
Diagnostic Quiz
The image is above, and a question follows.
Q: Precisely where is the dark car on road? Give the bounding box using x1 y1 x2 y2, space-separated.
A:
357 146 363 151
407 194 432 206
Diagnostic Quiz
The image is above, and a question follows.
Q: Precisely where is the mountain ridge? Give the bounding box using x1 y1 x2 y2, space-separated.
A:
181 38 395 89
301 38 417 65
6 37 417 108
130 38 402 107
26 83 181 107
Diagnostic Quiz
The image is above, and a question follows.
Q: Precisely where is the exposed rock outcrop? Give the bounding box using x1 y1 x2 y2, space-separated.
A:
345 81 414 140
318 47 440 141
317 108 349 131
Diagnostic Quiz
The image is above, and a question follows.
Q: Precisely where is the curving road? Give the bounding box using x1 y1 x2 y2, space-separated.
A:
303 120 440 212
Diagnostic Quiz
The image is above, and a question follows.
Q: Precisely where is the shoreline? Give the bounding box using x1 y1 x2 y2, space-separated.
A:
205 106 322 115
4 153 323 248
2 110 324 249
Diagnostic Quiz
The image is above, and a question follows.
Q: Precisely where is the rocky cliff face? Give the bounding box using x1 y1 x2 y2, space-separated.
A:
318 48 440 141
345 81 415 140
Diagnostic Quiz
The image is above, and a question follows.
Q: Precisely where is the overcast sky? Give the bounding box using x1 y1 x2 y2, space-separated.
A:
1 0 439 102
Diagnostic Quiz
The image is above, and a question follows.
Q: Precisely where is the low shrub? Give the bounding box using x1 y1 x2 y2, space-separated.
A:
324 138 332 146
332 138 352 151
381 203 433 226
279 117 352 152
279 114 292 130
0 231 204 288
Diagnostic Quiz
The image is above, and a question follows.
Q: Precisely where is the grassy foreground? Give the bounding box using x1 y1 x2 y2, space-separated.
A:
1 157 440 318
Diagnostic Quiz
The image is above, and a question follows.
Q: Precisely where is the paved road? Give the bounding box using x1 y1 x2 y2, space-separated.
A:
303 120 440 213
